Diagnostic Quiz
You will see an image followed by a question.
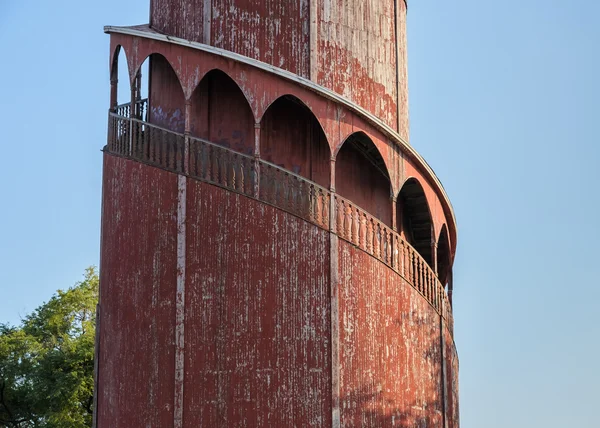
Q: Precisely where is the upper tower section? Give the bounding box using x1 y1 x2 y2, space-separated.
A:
149 0 409 141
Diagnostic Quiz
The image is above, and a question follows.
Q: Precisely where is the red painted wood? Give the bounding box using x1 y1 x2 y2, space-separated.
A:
338 242 444 427
101 2 459 425
98 155 178 428
182 179 332 426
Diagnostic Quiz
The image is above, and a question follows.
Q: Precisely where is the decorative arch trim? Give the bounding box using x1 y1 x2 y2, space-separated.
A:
189 68 258 123
335 131 391 181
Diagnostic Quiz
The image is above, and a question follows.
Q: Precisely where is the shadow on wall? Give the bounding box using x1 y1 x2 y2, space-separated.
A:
340 385 441 428
338 310 448 428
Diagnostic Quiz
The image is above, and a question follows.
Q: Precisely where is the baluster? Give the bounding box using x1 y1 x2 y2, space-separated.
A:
410 251 416 286
157 129 163 165
313 186 320 226
386 229 392 266
213 146 220 184
374 222 381 259
323 193 330 229
282 173 289 210
230 152 236 189
336 197 344 237
412 253 418 289
427 267 432 302
348 206 356 245
238 157 245 193
289 176 296 214
131 121 137 158
338 201 346 239
167 132 172 168
418 259 423 294
365 217 373 254
421 259 426 295
222 149 229 187
357 212 365 249
421 259 426 296
164 130 169 167
271 168 278 205
341 202 349 240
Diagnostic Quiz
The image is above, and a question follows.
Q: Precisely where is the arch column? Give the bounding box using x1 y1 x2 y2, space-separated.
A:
110 77 118 112
329 154 340 427
329 156 336 232
130 70 142 119
448 269 454 306
254 122 261 198
183 98 192 174
391 195 397 232
432 235 439 277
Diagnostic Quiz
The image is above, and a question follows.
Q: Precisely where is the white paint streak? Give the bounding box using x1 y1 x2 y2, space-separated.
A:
331 233 340 427
174 174 187 428
310 0 318 82
203 0 211 45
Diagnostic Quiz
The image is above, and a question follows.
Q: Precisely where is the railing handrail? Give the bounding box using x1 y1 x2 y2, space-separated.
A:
115 98 148 111
334 192 448 315
259 160 330 194
107 104 453 329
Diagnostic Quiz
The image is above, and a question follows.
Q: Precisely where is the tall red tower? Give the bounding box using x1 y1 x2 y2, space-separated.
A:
97 1 459 426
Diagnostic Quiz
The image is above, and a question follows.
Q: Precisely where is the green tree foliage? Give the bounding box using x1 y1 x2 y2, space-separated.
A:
0 267 98 427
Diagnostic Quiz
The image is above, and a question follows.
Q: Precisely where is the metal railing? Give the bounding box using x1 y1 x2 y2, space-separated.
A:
106 104 454 333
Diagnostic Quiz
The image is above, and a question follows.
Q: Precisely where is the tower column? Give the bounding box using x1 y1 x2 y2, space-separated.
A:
110 77 118 112
329 155 340 427
433 242 439 277
183 98 192 174
254 122 261 198
391 195 398 232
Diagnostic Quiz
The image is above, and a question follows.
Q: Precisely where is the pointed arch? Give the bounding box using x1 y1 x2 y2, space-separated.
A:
437 224 451 286
335 132 392 226
260 94 331 188
143 53 186 133
397 177 434 266
109 45 133 110
188 69 256 155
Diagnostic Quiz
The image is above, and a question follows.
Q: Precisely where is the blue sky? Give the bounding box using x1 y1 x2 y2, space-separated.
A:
1 1 599 426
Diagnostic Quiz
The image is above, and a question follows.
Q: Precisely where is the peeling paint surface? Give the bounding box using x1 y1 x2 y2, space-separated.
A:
183 178 332 426
151 0 310 77
148 0 408 137
98 152 458 427
101 1 459 425
317 0 400 133
98 155 177 427
338 242 444 427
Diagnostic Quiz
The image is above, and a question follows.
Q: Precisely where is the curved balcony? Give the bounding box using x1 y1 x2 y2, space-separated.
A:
106 100 454 336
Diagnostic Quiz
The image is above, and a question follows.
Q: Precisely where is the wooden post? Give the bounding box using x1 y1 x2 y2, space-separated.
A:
254 122 261 198
329 157 336 233
391 195 397 232
183 99 192 174
110 77 118 112
129 84 136 156
448 269 454 307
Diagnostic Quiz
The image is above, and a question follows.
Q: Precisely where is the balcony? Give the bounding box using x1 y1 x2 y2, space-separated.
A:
106 100 454 335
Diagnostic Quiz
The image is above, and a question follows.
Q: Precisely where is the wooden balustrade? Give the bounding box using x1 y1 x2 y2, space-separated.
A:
189 138 256 197
106 105 454 335
259 162 330 229
116 99 148 121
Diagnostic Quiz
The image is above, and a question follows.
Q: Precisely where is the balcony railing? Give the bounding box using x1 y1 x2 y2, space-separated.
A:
106 102 454 335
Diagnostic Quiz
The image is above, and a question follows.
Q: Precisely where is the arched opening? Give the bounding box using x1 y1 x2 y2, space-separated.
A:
437 224 451 286
189 70 255 155
397 178 433 266
145 54 185 133
260 95 330 188
335 132 392 226
109 46 132 110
